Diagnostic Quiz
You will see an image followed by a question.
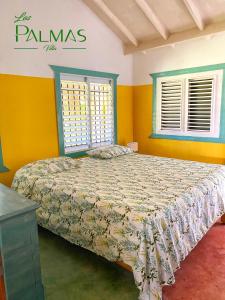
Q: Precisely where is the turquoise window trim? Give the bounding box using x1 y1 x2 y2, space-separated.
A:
0 139 9 173
150 63 225 143
50 65 119 158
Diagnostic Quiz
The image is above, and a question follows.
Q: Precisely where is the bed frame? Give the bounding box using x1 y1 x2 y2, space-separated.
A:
221 213 225 224
116 261 132 272
116 213 225 273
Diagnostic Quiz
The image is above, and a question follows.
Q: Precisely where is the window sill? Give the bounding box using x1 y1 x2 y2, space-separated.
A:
150 133 225 143
63 150 88 158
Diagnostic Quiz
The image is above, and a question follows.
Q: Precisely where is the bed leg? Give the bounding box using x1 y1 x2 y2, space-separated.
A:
221 214 225 224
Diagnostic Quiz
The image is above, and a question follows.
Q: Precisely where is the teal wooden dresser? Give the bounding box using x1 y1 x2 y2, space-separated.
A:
0 184 44 300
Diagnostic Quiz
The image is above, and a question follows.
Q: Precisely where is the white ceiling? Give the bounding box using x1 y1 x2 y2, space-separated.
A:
83 0 225 53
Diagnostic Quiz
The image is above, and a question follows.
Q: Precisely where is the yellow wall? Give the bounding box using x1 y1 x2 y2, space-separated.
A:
117 85 133 145
133 84 225 164
0 74 133 186
2 76 225 188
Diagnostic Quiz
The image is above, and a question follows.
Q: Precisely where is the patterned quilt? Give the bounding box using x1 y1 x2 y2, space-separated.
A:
12 154 225 300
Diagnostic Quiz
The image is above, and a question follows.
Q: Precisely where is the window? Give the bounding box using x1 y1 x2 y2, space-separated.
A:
152 65 225 142
51 66 118 157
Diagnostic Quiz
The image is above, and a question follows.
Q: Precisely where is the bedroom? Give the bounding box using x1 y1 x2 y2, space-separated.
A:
1 0 225 299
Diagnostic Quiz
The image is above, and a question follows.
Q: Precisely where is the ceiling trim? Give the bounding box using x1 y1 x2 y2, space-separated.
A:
135 0 169 40
124 20 225 54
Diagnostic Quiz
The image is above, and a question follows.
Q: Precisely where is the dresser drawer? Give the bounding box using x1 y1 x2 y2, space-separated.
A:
0 184 44 300
0 212 37 252
8 282 44 300
7 268 36 297
4 246 40 280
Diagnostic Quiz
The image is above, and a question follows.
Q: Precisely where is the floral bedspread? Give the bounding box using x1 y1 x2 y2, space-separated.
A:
12 154 225 300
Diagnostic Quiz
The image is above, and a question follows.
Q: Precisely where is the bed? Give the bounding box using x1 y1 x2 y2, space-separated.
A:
12 153 225 300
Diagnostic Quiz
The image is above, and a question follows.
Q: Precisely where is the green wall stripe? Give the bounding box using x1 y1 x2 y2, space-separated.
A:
151 63 225 79
150 63 225 143
50 65 119 80
113 79 118 144
54 71 65 156
50 65 119 157
0 139 9 173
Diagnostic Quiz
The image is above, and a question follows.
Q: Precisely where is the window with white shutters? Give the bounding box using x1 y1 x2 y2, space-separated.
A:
160 80 182 130
59 73 115 154
187 78 213 132
155 69 223 139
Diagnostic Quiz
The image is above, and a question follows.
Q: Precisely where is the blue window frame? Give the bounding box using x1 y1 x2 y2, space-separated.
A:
51 65 119 157
150 63 225 143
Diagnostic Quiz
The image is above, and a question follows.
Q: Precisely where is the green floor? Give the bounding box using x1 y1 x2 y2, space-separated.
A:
39 227 139 300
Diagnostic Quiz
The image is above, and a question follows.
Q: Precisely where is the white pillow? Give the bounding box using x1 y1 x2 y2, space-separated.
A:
87 145 133 159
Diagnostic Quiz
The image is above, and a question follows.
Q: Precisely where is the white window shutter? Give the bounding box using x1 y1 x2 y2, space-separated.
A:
160 80 182 130
60 75 114 153
61 78 90 153
187 77 213 132
89 81 114 148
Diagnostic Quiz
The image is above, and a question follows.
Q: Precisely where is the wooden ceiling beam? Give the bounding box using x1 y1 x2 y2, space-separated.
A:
135 0 169 40
91 0 138 46
124 20 225 54
182 0 205 31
